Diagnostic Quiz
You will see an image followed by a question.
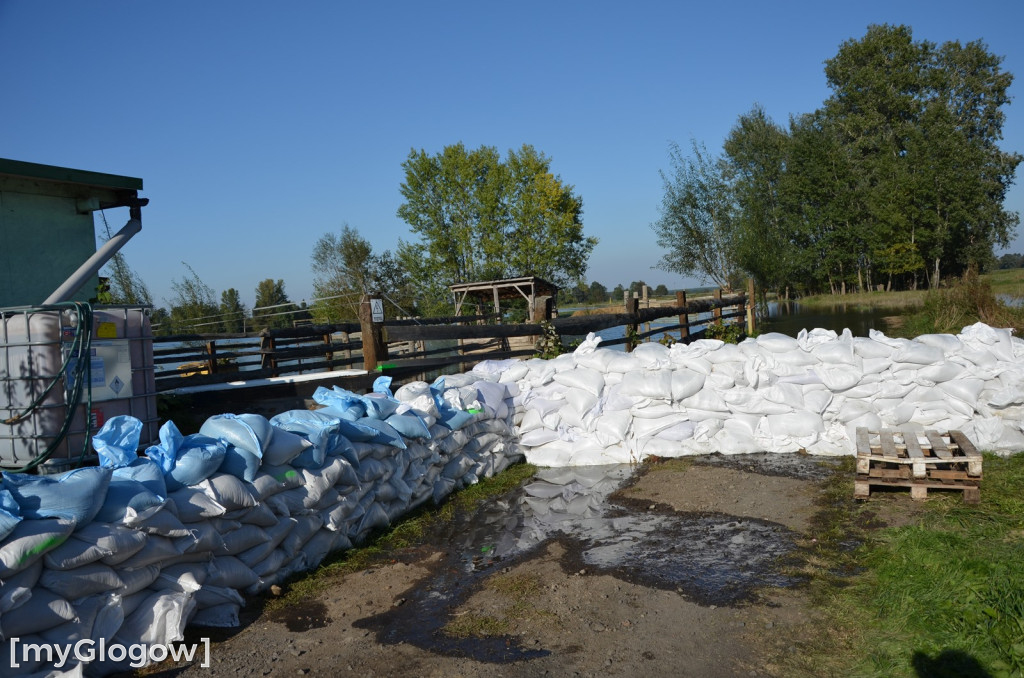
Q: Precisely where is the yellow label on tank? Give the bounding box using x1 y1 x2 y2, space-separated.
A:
96 322 118 339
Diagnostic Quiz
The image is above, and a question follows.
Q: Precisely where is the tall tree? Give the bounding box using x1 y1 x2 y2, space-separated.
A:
253 279 291 330
219 288 247 333
724 106 793 298
652 140 740 289
397 143 596 297
97 212 152 305
311 225 414 322
167 263 218 333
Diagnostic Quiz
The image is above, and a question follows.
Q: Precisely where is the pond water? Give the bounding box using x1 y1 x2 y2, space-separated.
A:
761 300 904 337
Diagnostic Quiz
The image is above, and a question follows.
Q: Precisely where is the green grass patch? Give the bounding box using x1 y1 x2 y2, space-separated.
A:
897 270 1024 338
445 571 551 638
983 268 1024 299
794 453 1024 678
267 462 538 611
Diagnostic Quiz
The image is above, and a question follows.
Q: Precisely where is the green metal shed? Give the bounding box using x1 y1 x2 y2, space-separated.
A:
0 158 143 307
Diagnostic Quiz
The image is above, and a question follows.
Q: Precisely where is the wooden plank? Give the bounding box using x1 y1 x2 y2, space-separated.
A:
948 430 984 477
925 431 953 459
856 428 872 474
903 432 925 458
879 428 898 459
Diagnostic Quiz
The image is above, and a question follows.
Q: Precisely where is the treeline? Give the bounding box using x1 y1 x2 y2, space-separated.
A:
653 24 1022 299
556 280 672 306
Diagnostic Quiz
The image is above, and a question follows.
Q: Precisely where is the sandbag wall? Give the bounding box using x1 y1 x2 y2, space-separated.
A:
0 377 520 677
484 322 1024 466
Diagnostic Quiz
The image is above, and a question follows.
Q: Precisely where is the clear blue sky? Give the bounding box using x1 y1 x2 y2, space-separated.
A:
2 0 1023 310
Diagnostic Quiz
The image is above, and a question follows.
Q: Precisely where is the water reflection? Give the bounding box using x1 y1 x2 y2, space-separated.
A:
355 461 807 662
764 299 900 337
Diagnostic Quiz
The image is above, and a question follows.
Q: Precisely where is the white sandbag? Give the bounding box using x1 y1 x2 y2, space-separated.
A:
219 525 269 556
190 601 241 628
39 562 124 599
552 367 605 397
0 518 75 578
671 370 706 401
630 415 687 439
814 365 863 392
168 486 227 523
651 420 697 442
892 342 946 365
198 473 259 512
237 518 296 568
116 564 162 596
0 588 77 639
938 379 986 406
755 332 800 352
519 428 561 447
0 559 41 613
112 589 195 650
630 342 672 368
619 370 673 400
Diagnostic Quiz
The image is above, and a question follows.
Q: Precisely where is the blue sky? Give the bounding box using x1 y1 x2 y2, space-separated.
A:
2 0 1023 310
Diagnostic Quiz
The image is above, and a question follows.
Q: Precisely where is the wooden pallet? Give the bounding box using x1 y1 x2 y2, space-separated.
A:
853 427 982 504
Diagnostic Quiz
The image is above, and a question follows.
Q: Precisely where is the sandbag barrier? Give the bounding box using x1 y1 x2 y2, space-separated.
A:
0 376 521 676
3 321 1023 675
490 322 1024 466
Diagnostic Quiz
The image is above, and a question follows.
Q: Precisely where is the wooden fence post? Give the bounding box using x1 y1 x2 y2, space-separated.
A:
746 278 757 335
626 295 640 352
676 290 688 342
359 296 388 372
260 332 278 376
713 288 723 324
206 341 218 375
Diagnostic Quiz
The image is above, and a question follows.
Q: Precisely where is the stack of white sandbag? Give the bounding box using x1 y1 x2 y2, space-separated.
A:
493 322 1024 466
0 375 521 676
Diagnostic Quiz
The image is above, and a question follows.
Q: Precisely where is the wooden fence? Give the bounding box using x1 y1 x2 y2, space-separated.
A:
153 285 753 393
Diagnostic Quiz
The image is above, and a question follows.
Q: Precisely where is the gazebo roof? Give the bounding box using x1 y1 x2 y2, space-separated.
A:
449 276 559 319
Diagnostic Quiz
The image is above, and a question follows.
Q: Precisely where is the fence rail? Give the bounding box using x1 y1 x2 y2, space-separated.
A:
153 286 752 392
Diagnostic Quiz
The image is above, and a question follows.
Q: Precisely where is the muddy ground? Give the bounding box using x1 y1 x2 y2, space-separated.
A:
147 454 920 678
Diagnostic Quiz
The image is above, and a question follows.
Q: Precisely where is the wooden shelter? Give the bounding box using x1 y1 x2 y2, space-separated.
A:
450 276 559 322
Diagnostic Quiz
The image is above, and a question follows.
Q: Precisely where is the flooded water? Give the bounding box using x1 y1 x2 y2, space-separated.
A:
354 454 828 662
763 300 902 337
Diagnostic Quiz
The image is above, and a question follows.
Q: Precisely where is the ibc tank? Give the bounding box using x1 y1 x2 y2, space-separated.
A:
0 305 158 472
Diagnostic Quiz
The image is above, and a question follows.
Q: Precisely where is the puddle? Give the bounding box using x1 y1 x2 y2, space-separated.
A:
355 454 823 662
269 599 332 632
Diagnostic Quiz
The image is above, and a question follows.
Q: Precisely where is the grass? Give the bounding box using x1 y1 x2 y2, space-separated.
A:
898 270 1024 338
983 268 1024 299
788 453 1024 678
445 571 551 638
266 462 538 612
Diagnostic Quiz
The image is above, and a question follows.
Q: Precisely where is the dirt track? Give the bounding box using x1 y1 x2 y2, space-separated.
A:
151 454 858 678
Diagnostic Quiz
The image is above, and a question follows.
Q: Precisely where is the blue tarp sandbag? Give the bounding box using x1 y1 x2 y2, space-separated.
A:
385 412 432 440
200 414 272 458
312 386 366 420
112 458 168 500
2 467 111 527
93 415 143 469
0 489 22 542
354 418 407 449
145 421 227 492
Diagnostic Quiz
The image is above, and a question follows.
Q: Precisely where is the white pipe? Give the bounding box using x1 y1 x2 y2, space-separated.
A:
43 217 142 305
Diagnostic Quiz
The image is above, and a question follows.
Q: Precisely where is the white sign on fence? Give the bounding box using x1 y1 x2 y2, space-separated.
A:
370 298 384 323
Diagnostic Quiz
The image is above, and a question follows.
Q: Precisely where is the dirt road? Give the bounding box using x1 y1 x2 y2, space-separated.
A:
152 454 853 678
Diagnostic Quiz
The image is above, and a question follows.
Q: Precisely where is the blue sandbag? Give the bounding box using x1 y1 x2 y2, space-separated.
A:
354 418 406 449
385 412 431 440
200 414 272 458
112 458 167 499
93 415 144 468
373 375 394 397
270 410 344 469
2 467 112 526
358 393 401 420
0 489 22 541
312 386 366 420
145 421 227 492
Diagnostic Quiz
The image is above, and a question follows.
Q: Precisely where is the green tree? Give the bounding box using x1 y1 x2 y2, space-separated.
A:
652 140 741 289
653 284 669 296
167 263 219 334
97 212 152 305
586 281 609 304
219 288 247 333
397 143 596 292
724 106 793 300
253 279 291 330
311 225 414 322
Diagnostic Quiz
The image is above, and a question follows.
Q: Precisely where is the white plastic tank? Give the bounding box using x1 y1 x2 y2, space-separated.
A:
0 305 158 472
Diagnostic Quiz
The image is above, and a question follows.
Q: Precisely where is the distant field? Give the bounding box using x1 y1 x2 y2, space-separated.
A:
983 267 1024 298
